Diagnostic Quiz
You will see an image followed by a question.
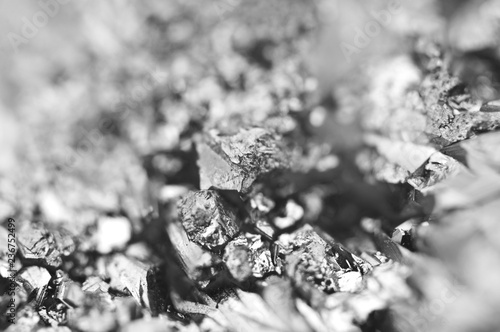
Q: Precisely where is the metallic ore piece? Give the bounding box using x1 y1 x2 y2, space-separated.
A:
106 255 150 307
82 277 110 294
167 221 223 289
427 131 500 211
278 225 368 294
223 233 281 281
16 266 51 305
178 190 241 250
364 134 437 175
18 224 62 267
197 128 289 192
38 303 67 326
248 193 276 239
55 280 85 308
407 151 465 191
105 254 169 314
17 223 75 268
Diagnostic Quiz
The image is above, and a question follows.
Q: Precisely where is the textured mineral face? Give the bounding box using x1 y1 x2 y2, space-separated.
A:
197 128 289 192
104 254 163 312
277 225 369 294
15 266 52 304
166 220 223 289
247 192 277 239
407 151 465 191
223 233 281 281
17 224 75 268
82 277 110 294
178 190 241 250
55 280 85 309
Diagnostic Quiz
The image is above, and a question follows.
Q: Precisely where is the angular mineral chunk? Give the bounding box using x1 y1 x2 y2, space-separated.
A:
197 128 289 192
105 255 150 308
17 223 74 268
18 224 60 267
16 266 51 305
426 131 500 211
254 219 275 240
364 134 437 175
223 233 281 281
82 277 110 294
178 190 241 250
166 221 223 289
55 280 85 308
277 225 369 294
105 254 170 315
248 193 276 239
407 151 465 191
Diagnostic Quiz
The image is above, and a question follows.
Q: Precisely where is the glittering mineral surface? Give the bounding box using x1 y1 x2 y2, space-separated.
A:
4 1 500 331
178 190 241 250
277 225 370 294
223 233 281 281
197 128 289 192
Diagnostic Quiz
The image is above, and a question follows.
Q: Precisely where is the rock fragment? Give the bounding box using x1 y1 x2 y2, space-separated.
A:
103 253 178 316
254 219 275 239
105 255 165 313
223 233 281 281
82 277 110 294
16 266 51 306
178 190 241 250
364 134 437 175
55 280 85 309
17 223 75 268
425 131 500 211
277 225 370 295
248 192 276 239
407 151 465 191
166 220 223 289
197 128 289 192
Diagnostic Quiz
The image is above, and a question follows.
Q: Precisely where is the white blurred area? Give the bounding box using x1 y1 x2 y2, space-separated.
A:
0 0 199 224
0 0 191 175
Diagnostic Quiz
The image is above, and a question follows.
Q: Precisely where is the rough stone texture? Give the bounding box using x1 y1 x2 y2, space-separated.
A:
178 190 241 250
277 225 370 295
197 128 289 192
15 266 51 304
17 224 75 268
223 233 281 281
